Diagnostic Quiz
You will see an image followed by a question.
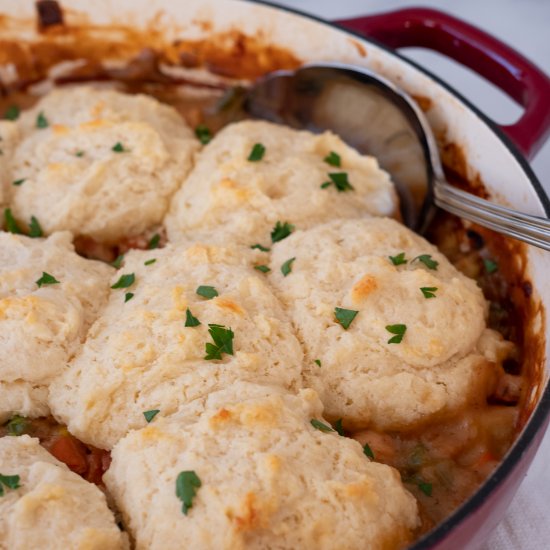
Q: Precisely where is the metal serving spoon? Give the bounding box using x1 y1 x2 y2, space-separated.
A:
241 63 550 251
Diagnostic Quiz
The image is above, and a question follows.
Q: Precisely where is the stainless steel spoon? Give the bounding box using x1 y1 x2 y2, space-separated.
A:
241 62 550 251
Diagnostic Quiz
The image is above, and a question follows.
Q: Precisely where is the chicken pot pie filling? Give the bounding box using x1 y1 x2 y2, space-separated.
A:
0 85 530 548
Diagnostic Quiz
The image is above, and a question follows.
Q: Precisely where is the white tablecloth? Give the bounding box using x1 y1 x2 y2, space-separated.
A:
263 2 550 548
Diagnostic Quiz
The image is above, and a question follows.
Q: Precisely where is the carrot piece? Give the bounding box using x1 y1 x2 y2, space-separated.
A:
49 435 88 475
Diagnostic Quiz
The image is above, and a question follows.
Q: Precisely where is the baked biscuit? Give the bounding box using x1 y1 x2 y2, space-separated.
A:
165 120 397 246
0 231 113 422
105 383 419 550
8 87 198 243
49 241 303 449
0 435 127 550
268 217 505 430
0 121 19 208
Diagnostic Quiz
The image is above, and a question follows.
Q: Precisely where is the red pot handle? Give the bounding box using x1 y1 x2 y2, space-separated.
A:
335 8 550 160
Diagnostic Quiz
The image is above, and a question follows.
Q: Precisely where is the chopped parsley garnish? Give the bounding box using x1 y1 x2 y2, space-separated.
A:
143 409 160 423
144 258 157 266
310 419 334 433
321 172 354 192
386 324 407 344
404 474 433 496
6 416 28 436
420 287 438 299
195 124 212 145
0 473 21 496
185 308 201 327
75 150 85 157
36 111 49 129
28 216 43 238
413 254 439 270
334 418 345 436
111 254 124 268
12 178 25 186
484 258 498 274
196 285 218 299
124 292 134 303
363 443 375 459
389 252 407 266
281 257 296 277
250 243 270 252
4 208 22 234
254 265 270 273
247 142 265 161
418 480 433 497
314 359 322 367
334 307 358 330
176 471 202 515
147 233 160 249
111 273 135 289
36 272 60 288
324 151 341 167
112 142 128 153
4 105 20 121
204 324 234 360
271 221 295 243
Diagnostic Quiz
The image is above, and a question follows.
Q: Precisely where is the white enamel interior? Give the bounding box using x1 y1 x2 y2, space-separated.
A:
2 0 548 394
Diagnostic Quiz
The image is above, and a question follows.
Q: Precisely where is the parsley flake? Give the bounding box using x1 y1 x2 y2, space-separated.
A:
4 105 20 121
111 273 135 289
185 308 201 327
322 172 354 192
250 243 270 252
334 418 345 436
6 416 28 436
389 252 407 266
418 480 433 497
271 221 294 243
0 473 21 496
281 257 296 277
144 259 156 266
363 443 375 459
386 324 407 344
196 285 218 300
195 124 212 144
247 143 265 161
254 265 270 273
111 254 124 268
124 292 134 303
112 142 128 153
204 324 234 360
314 359 322 367
4 208 22 234
143 409 160 423
36 111 49 129
310 419 334 433
334 307 358 330
176 471 202 515
420 287 438 299
12 178 25 186
484 258 498 274
324 151 341 167
28 216 43 238
75 150 85 157
36 272 60 288
413 254 439 270
147 233 160 249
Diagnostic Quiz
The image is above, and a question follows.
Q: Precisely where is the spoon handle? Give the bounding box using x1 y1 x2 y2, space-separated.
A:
433 181 550 251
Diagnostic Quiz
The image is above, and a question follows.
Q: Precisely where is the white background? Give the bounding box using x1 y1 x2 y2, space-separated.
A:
265 1 550 548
